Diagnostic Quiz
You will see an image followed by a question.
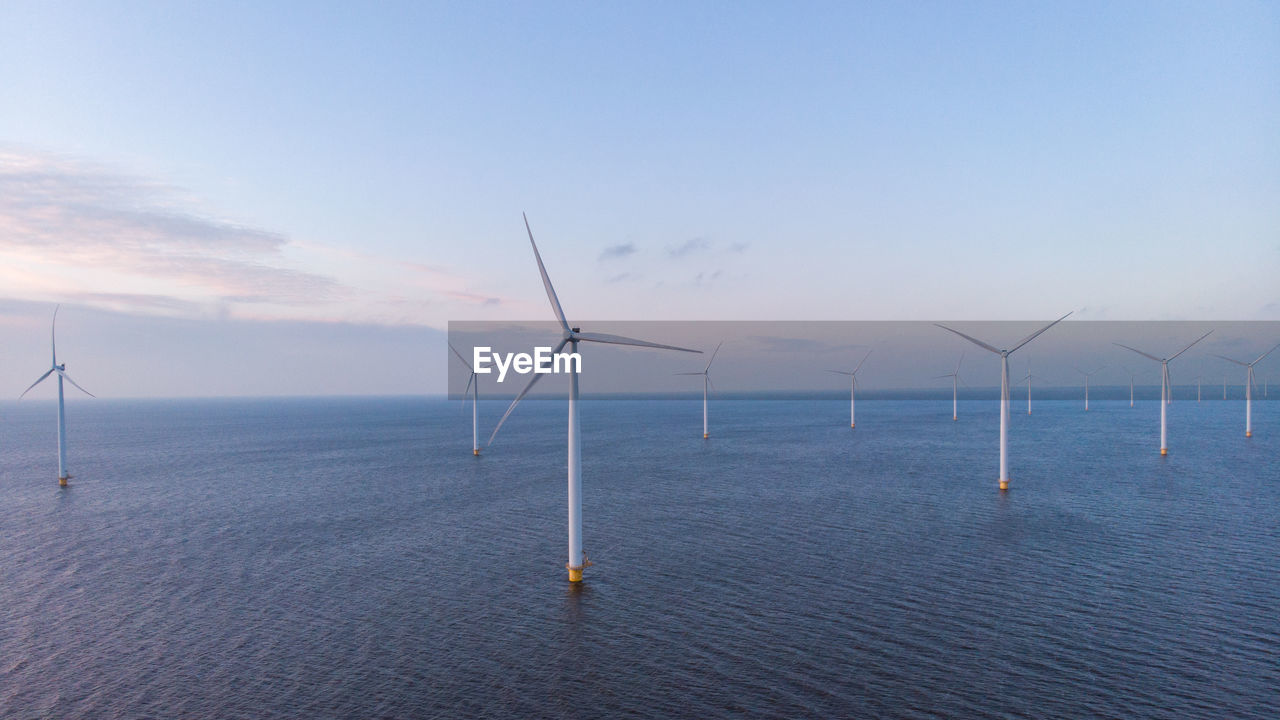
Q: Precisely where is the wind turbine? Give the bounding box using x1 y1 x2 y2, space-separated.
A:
488 214 700 583
19 306 95 487
1212 341 1280 438
449 343 481 455
1120 366 1138 407
1114 331 1212 456
829 350 872 428
1193 374 1202 403
935 313 1072 491
1074 366 1104 411
676 341 722 438
932 352 964 421
1016 363 1050 415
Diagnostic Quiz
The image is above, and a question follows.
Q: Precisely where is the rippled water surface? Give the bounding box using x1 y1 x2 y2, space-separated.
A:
1 397 1277 718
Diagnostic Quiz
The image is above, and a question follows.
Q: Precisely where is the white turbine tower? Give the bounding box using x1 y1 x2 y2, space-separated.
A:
488 214 700 583
1114 331 1212 456
677 341 722 439
829 350 872 428
1074 366 1104 411
1119 366 1137 407
933 352 964 421
1212 341 1280 438
20 306 95 487
449 343 481 455
935 313 1071 491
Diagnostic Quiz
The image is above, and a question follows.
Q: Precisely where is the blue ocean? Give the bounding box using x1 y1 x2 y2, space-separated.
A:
1 396 1277 718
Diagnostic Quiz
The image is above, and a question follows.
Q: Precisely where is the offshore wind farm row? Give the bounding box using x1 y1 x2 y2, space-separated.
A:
440 217 1279 583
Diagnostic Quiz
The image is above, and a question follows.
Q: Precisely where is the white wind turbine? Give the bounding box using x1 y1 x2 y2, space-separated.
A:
488 214 700 583
449 343 481 455
829 350 872 428
1114 331 1212 456
676 341 722 439
1015 363 1051 415
1074 366 1104 411
935 313 1071 491
1212 341 1280 438
1119 366 1139 407
20 306 95 486
933 352 964 421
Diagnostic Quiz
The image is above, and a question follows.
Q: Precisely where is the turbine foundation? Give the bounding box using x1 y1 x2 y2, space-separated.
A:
999 479 1009 491
703 433 709 439
1160 448 1168 456
1246 430 1252 438
58 475 68 487
473 448 481 456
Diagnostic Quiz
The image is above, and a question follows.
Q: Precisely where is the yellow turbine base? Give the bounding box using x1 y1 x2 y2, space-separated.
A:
567 567 582 582
703 433 709 439
850 423 856 428
1246 430 1252 438
58 477 68 487
473 448 481 456
1160 448 1168 456
999 479 1009 491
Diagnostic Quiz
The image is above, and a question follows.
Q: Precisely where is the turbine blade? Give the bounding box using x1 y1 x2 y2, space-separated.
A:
706 375 717 395
462 371 474 401
1168 330 1212 362
448 343 474 371
827 370 854 376
704 341 723 372
487 337 569 446
523 213 570 332
20 368 55 399
954 351 964 374
674 372 705 376
933 324 1000 355
853 349 872 374
56 370 96 398
1114 342 1162 363
1252 341 1280 366
1212 354 1249 367
932 373 954 379
51 305 60 365
1008 312 1073 355
574 331 701 353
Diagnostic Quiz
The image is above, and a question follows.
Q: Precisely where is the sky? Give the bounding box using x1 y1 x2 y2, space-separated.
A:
1 1 1278 397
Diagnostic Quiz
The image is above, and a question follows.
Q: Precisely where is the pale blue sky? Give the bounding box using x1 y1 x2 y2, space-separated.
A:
1 1 1277 396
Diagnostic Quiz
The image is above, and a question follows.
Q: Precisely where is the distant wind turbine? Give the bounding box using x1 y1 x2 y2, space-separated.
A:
932 352 964 421
449 343 481 455
829 350 872 428
19 306 95 486
1120 366 1137 407
1074 366 1105 411
1016 363 1050 415
1114 331 1212 456
1212 341 1280 438
488 214 700 583
935 313 1072 491
677 341 723 438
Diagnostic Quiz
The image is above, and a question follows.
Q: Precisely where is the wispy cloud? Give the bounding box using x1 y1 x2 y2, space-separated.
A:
666 237 710 258
599 242 637 261
0 148 344 313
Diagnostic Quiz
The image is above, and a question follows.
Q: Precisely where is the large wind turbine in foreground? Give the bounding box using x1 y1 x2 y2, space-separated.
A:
1114 331 1212 456
20 306 95 487
677 341 722 439
1074 366 1104 411
935 314 1071 491
829 350 872 428
1213 341 1280 438
489 214 700 583
933 352 964 421
449 343 481 455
